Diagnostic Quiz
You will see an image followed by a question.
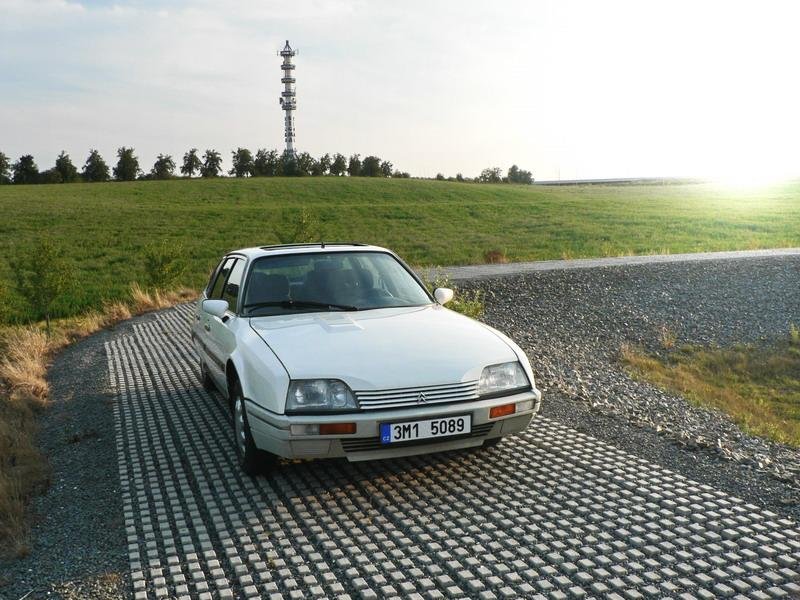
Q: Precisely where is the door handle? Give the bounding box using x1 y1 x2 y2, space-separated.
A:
204 324 211 332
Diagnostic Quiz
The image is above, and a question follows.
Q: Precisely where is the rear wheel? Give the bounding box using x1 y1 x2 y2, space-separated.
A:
231 383 278 476
483 437 502 448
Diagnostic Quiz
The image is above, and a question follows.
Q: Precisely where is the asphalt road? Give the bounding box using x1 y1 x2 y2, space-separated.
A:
426 248 800 281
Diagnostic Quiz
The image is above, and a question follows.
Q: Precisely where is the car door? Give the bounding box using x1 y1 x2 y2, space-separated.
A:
206 257 246 391
196 257 226 338
198 257 236 382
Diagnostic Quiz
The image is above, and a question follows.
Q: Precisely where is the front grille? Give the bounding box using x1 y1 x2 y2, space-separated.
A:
355 380 480 410
341 422 495 453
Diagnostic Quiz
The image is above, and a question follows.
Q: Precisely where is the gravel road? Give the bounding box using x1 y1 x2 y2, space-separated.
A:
458 254 800 502
1 252 798 600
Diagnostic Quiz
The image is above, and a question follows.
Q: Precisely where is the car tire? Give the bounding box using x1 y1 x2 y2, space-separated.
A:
231 382 277 476
200 360 216 392
483 437 502 448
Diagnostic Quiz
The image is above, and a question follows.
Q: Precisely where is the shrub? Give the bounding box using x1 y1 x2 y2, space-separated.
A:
143 241 185 290
423 271 485 319
12 240 74 332
274 208 321 244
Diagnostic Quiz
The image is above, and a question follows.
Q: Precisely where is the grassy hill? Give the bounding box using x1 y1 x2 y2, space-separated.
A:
0 177 799 323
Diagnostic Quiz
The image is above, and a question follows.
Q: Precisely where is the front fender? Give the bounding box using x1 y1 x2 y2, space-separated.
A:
481 323 537 389
231 323 290 414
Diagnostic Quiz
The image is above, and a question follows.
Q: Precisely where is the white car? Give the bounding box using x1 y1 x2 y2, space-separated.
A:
193 243 541 475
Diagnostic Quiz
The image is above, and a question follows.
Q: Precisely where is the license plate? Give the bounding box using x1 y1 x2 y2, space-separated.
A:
380 415 472 444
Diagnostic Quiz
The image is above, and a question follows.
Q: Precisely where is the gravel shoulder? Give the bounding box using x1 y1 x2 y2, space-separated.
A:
460 254 800 520
0 315 163 600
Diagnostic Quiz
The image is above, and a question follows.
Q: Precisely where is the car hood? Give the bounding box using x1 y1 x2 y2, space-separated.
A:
249 305 517 390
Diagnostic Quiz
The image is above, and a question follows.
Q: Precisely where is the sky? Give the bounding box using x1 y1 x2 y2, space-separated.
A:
2 0 800 182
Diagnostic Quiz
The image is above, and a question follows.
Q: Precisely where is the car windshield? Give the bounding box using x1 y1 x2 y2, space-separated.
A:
241 251 433 316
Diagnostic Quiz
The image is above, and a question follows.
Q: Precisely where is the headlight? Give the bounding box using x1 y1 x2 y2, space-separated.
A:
286 379 357 412
478 362 530 396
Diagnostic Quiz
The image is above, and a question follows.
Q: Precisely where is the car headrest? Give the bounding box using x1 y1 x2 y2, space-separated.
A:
247 272 290 305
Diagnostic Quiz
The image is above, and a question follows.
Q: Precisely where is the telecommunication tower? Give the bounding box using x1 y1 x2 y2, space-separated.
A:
278 40 297 157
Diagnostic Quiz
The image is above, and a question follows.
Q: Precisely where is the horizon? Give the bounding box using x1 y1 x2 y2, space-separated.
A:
3 0 800 184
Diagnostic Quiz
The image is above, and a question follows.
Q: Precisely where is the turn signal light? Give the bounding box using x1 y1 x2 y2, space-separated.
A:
489 403 516 419
319 423 357 435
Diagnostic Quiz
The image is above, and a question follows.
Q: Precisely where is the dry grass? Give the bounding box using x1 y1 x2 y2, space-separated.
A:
0 396 48 557
483 249 509 264
52 571 124 599
0 328 50 400
658 325 677 350
0 283 197 559
621 330 800 447
102 301 132 324
130 283 197 314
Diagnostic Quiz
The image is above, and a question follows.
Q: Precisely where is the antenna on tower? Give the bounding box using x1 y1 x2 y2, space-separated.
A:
278 40 297 158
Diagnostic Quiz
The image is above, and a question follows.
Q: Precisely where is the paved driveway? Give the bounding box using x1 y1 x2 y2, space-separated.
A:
106 305 800 600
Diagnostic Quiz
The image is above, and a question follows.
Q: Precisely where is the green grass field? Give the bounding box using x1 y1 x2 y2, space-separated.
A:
1 177 799 323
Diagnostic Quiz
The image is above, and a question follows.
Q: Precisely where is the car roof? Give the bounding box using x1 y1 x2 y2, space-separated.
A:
226 243 393 260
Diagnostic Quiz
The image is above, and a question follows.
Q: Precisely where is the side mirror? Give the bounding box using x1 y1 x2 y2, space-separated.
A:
202 299 229 318
433 287 454 305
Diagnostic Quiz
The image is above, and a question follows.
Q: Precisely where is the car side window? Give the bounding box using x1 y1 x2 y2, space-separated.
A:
205 258 226 296
209 258 235 299
222 259 245 312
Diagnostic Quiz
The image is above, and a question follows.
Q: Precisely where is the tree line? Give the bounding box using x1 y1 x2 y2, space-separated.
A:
0 148 534 185
0 148 412 184
436 165 533 184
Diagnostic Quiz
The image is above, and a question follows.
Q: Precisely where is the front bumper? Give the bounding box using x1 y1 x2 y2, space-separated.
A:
245 388 541 461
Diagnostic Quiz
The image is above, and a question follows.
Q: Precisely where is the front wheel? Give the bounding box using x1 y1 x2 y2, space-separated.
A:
200 359 216 392
482 437 502 448
232 386 278 476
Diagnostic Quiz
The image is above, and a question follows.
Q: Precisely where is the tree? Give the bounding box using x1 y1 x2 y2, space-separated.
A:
55 151 78 183
253 149 280 176
0 151 10 184
347 154 361 176
282 153 298 176
435 173 445 181
113 147 140 181
478 167 503 183
380 160 393 177
456 173 465 182
318 153 332 175
228 148 254 178
82 149 110 182
151 154 176 180
201 149 223 178
295 152 314 176
392 170 410 179
13 239 73 333
181 148 202 177
40 168 63 184
12 155 39 184
330 153 347 176
360 155 382 177
507 164 533 184
143 240 185 289
310 159 324 176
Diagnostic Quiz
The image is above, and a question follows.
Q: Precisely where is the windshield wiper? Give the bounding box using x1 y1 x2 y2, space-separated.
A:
244 299 359 313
